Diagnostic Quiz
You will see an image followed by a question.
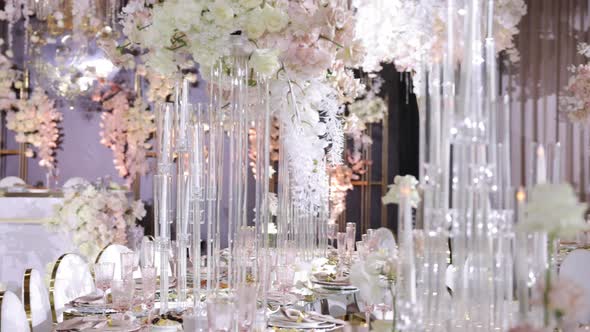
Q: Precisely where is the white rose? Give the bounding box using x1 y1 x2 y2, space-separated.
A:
261 5 288 33
249 49 281 78
208 0 235 27
244 7 266 39
240 0 262 9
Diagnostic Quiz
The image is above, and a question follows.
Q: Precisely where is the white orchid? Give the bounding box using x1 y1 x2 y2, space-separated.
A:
350 228 398 306
518 183 588 238
382 175 421 208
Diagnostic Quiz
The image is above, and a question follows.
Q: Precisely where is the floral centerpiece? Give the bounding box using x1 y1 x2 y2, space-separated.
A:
350 228 398 330
382 175 421 208
109 0 368 211
47 183 146 261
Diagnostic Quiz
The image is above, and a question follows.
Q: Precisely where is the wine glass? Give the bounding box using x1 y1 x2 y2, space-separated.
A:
94 262 115 315
337 232 347 277
120 252 135 280
276 265 295 303
141 266 157 325
346 222 356 258
141 239 155 269
327 223 338 249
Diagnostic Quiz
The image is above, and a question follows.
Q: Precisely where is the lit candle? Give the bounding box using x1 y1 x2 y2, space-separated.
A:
535 144 547 185
516 188 526 224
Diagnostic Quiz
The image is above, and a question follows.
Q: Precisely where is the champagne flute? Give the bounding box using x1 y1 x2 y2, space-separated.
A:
94 262 115 315
141 239 155 269
327 223 338 249
120 252 135 280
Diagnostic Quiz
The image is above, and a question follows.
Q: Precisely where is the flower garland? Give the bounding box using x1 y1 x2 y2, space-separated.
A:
47 183 146 261
6 87 62 170
0 51 20 111
352 0 526 76
113 0 367 213
98 87 156 185
559 43 590 124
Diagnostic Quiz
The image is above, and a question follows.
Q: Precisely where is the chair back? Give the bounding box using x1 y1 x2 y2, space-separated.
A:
49 254 95 323
0 176 25 189
0 290 30 332
95 244 132 280
22 269 52 332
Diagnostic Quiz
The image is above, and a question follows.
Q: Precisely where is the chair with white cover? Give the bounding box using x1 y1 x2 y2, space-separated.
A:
0 290 31 332
95 244 133 280
21 269 52 332
0 176 25 189
49 254 95 323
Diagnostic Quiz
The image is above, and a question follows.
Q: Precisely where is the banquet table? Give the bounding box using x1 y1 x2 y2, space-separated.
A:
0 194 75 293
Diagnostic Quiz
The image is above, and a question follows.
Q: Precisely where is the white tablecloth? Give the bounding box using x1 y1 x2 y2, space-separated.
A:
0 197 75 293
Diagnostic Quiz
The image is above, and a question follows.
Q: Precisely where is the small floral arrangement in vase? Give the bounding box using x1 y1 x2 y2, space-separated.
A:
512 183 588 331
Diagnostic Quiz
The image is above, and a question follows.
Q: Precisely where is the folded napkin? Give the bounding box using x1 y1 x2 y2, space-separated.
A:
280 308 348 326
71 293 104 306
55 317 106 331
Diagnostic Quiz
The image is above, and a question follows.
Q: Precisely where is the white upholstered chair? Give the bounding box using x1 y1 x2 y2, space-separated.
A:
21 269 52 332
95 244 133 280
48 254 95 323
0 290 30 332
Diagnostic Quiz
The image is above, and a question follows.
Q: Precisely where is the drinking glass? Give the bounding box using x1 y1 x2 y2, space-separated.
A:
141 239 155 269
236 283 258 331
337 232 347 277
141 267 157 324
356 241 366 260
120 252 135 280
346 222 356 256
276 265 295 303
111 278 135 312
327 223 338 248
207 294 235 331
94 262 115 314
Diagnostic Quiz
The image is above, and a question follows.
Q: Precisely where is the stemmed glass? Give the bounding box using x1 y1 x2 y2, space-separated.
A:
276 265 295 304
141 239 155 269
327 223 338 249
337 232 347 277
120 252 135 280
346 222 356 259
94 262 115 315
141 267 157 326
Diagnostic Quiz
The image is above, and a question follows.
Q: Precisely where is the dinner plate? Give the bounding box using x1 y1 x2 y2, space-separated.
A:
268 317 336 330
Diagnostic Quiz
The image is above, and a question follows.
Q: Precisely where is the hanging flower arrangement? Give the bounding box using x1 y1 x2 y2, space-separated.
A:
6 87 62 170
559 43 590 124
99 87 156 185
